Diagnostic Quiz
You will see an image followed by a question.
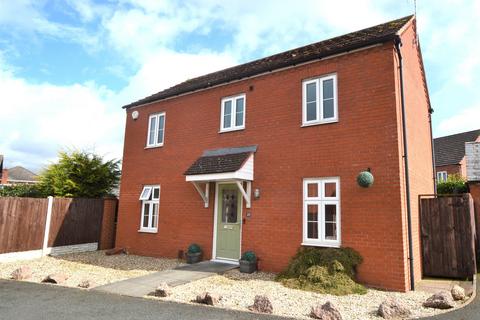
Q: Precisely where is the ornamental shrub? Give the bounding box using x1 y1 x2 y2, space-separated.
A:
241 251 257 262
437 174 468 194
187 243 202 254
276 247 366 295
0 184 45 198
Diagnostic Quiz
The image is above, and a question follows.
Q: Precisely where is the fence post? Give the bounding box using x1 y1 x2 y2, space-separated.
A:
42 196 54 256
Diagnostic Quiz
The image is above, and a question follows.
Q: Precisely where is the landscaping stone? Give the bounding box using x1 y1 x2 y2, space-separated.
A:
423 291 455 309
42 273 68 284
105 247 128 256
78 280 96 289
451 285 466 301
310 301 342 320
10 266 32 280
195 292 221 306
248 295 273 314
377 297 411 319
149 282 172 297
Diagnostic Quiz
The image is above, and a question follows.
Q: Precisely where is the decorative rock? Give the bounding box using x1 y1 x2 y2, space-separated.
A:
310 301 342 320
42 273 68 285
451 285 466 301
150 282 172 297
10 266 32 280
105 247 128 256
248 295 273 314
195 292 221 306
78 280 96 289
377 297 411 319
423 291 455 309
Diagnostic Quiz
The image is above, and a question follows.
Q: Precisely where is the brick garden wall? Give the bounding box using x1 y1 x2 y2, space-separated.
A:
116 19 433 292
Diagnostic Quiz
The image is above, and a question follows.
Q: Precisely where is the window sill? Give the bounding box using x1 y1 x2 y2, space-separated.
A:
301 241 340 248
219 127 245 133
138 229 158 234
301 119 338 127
145 144 164 149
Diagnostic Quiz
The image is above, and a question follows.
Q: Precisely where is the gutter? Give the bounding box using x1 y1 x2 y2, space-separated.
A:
394 36 415 291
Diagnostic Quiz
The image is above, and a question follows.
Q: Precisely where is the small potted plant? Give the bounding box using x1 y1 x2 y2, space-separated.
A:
186 243 203 264
239 251 257 273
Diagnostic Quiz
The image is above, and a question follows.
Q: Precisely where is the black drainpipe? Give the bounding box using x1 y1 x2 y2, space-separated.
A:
428 108 437 192
394 36 415 291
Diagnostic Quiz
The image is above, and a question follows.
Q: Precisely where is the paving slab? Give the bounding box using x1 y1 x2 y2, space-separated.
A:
94 261 237 297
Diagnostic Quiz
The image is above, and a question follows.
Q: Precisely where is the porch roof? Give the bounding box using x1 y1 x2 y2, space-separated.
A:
184 145 256 182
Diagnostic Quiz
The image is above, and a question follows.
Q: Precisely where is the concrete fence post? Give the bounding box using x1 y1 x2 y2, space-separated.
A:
42 196 54 256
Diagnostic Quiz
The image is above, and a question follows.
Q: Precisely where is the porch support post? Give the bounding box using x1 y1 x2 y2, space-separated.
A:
236 180 251 208
192 182 209 208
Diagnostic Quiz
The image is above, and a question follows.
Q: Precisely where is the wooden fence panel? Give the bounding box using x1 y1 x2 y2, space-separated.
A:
0 197 48 254
420 194 476 279
48 198 104 247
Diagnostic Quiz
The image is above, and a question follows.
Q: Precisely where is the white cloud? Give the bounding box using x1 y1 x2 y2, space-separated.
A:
437 105 480 136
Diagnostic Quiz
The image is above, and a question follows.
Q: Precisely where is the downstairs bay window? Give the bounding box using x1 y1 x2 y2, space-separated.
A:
302 177 340 247
139 185 160 233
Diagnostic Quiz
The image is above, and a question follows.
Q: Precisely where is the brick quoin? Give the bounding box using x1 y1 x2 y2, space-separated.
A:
116 18 433 292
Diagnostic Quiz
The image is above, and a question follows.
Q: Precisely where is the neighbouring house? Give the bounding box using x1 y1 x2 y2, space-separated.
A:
0 163 39 186
434 129 480 182
116 15 434 292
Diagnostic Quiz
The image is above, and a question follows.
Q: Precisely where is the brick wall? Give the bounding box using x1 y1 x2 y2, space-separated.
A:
436 164 462 177
397 21 435 289
116 19 432 292
99 197 118 250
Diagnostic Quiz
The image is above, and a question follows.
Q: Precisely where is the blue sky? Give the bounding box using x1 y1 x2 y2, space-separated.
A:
0 0 479 172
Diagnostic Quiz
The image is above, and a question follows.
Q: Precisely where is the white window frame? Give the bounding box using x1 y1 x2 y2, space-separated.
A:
437 171 448 183
220 94 246 132
146 112 166 148
302 177 341 247
302 74 338 126
139 185 160 233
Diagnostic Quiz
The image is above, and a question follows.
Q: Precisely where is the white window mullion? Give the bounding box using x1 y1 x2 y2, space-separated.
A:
147 201 153 229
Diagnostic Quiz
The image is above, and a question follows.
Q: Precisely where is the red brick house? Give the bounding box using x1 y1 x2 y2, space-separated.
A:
434 129 480 182
116 15 435 292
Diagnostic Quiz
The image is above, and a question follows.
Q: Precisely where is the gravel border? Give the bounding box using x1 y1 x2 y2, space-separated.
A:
155 270 462 320
0 251 183 288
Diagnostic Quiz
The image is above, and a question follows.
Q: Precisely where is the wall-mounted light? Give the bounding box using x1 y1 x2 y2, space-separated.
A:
254 188 260 199
131 110 139 120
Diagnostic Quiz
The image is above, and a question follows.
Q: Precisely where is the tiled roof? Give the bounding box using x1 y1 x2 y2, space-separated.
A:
7 166 38 182
184 152 251 176
434 129 480 166
123 15 413 109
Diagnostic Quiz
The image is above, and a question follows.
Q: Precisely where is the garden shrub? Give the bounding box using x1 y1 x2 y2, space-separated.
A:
276 247 366 295
437 174 467 194
0 184 45 198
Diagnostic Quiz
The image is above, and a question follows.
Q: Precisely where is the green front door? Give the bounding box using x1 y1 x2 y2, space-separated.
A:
216 183 242 260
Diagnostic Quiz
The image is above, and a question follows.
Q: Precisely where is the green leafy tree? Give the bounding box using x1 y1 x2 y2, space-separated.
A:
437 173 468 194
38 151 121 198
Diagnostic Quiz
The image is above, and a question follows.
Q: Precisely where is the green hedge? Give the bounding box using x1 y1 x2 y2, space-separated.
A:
437 174 467 194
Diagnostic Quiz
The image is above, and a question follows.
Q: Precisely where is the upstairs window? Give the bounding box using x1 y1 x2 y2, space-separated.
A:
303 177 340 247
220 94 245 132
139 185 160 233
437 171 448 183
147 113 165 147
302 74 338 126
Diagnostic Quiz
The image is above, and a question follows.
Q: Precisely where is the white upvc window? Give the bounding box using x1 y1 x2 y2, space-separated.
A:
139 185 160 233
302 74 338 126
437 171 448 183
220 94 246 132
302 177 341 247
146 113 165 147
